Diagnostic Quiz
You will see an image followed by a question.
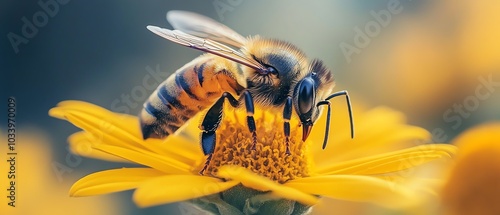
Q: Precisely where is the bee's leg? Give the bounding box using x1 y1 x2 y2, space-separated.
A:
243 91 257 150
283 96 293 155
198 154 212 175
199 92 239 175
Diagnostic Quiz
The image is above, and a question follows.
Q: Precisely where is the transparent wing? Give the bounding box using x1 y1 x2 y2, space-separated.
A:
147 25 266 72
167 10 247 47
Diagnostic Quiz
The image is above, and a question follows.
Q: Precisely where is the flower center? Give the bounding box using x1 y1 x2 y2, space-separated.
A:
205 109 312 183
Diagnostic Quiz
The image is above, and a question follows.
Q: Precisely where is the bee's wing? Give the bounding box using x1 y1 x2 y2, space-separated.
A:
166 10 247 47
147 25 266 72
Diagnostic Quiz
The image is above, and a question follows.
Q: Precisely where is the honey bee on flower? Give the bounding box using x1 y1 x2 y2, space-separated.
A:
49 10 457 215
139 11 354 174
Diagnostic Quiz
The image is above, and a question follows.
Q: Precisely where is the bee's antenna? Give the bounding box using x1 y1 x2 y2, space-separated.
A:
316 100 331 149
317 90 354 149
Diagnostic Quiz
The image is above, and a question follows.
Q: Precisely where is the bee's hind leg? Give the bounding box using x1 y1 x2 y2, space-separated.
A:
199 92 239 175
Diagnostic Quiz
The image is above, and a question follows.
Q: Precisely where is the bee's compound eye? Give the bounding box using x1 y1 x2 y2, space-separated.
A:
267 66 278 76
298 78 315 115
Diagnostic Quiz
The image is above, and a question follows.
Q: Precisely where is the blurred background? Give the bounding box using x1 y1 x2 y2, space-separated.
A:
1 0 499 214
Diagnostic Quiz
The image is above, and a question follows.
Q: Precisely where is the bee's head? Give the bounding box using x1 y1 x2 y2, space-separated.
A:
293 60 335 141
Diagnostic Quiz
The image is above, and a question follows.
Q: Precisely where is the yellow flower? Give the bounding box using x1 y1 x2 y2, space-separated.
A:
49 100 455 214
442 122 500 215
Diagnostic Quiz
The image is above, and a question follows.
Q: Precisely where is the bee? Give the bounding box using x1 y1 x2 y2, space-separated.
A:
140 11 354 174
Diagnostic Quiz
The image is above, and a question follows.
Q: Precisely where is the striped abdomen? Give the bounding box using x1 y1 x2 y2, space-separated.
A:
139 55 245 139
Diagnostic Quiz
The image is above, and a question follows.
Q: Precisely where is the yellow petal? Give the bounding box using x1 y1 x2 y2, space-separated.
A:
133 175 238 207
286 175 419 208
217 165 319 205
69 132 130 163
153 135 203 166
70 168 164 196
316 144 456 175
310 106 406 146
49 100 144 146
50 100 202 166
315 125 432 167
312 107 432 166
69 130 201 172
93 144 191 174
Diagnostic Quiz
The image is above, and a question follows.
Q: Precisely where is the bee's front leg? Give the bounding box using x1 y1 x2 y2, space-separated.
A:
283 96 292 155
243 91 257 150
